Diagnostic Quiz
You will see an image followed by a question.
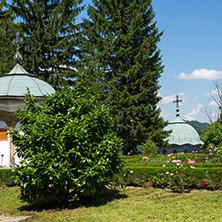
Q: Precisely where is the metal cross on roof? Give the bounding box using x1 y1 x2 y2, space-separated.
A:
173 95 182 116
13 32 23 51
12 33 23 63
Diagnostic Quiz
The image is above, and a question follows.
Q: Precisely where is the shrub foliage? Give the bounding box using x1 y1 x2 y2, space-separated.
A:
0 169 16 187
10 83 122 203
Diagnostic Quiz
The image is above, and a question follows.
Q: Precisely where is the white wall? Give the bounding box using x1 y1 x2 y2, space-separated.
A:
14 122 22 165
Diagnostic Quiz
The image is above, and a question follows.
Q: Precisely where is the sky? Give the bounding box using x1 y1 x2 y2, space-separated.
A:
151 0 222 123
7 0 222 123
78 0 222 123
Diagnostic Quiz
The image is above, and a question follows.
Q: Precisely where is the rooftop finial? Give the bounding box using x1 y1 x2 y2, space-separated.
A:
173 95 182 117
13 32 23 63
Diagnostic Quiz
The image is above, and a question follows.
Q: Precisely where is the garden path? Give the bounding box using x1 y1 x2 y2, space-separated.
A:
0 215 30 222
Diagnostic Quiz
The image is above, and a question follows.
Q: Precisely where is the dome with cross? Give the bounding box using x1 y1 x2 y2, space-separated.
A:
0 33 55 168
0 33 55 112
159 95 204 154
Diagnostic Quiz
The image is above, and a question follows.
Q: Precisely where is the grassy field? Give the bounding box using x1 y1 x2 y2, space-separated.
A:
1 186 222 222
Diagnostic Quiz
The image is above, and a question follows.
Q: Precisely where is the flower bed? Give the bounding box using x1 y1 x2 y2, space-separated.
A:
111 151 222 192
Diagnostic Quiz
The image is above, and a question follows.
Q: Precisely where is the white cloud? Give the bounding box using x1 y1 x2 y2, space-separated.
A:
184 104 203 121
160 93 190 108
160 95 176 104
178 69 222 80
204 89 218 97
209 100 218 106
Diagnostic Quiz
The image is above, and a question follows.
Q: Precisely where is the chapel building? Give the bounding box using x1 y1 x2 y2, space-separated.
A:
159 95 204 154
0 33 55 167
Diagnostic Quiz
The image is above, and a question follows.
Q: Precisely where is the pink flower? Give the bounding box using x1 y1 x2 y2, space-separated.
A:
177 163 180 166
187 159 195 164
130 170 134 174
172 156 176 159
176 160 181 163
180 164 183 168
166 172 169 175
209 150 212 152
162 164 166 168
146 183 151 188
195 157 198 159
167 160 170 163
210 145 213 148
218 150 221 152
210 153 212 155
203 179 208 186
190 166 195 169
172 160 177 163
142 157 148 160
170 173 174 176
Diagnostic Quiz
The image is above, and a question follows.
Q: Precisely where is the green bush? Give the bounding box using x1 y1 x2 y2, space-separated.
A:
0 169 16 187
9 80 122 204
111 154 222 191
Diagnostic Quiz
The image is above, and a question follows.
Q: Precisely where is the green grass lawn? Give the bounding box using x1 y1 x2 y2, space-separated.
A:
1 186 222 222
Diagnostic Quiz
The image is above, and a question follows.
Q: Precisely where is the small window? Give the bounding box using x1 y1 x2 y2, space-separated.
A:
0 129 8 141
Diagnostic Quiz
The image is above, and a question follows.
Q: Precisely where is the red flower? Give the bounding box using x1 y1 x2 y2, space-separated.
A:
146 183 151 188
139 157 141 159
203 180 208 186
143 162 145 164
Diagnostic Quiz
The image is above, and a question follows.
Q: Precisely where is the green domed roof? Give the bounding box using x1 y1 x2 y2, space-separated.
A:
164 116 204 146
0 63 55 98
0 32 55 99
0 33 55 112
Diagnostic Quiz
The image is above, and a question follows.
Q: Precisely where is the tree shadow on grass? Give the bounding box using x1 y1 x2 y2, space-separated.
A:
18 188 128 212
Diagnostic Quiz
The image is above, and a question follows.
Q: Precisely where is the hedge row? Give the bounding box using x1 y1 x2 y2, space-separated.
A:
0 169 16 187
121 153 222 165
110 165 222 191
124 165 222 178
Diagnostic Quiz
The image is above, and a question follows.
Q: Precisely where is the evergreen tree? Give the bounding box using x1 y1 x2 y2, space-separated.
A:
11 0 84 88
81 0 169 154
0 0 20 75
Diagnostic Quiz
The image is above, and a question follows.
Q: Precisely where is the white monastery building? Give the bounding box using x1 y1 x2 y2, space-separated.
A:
0 33 55 167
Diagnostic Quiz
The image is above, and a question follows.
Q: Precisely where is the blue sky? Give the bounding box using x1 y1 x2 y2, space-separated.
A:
8 0 222 123
78 0 222 123
152 0 222 123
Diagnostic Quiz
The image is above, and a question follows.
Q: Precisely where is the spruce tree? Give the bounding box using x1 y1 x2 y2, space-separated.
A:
11 0 84 88
0 0 20 75
81 0 169 154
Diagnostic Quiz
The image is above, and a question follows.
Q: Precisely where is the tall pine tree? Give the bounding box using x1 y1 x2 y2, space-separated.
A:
0 0 20 75
11 0 84 88
81 0 169 154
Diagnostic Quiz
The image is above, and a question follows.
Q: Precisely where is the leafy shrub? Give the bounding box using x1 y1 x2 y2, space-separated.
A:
207 145 222 163
9 80 122 204
0 169 16 187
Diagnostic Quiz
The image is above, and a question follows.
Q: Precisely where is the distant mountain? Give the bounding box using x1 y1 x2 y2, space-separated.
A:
185 120 210 135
